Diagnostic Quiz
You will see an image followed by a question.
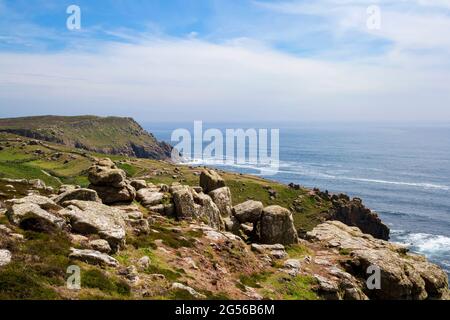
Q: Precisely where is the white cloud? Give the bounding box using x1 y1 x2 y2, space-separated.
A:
0 37 449 122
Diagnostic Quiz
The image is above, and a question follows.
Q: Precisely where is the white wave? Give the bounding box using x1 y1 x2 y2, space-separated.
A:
342 177 450 191
177 158 450 191
394 232 450 255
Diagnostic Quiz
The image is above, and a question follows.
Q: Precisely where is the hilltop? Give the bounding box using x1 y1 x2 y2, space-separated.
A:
0 115 172 160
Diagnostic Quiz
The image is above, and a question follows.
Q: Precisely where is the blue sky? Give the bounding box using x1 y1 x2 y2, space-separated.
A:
1 0 450 122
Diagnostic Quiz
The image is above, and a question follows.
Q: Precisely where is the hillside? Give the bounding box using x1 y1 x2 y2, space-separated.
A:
0 132 448 300
0 115 172 160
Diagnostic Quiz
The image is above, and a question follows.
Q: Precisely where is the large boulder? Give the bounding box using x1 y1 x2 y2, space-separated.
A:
257 205 298 245
307 221 449 300
172 186 224 230
5 195 66 232
233 200 263 223
59 200 126 252
200 169 225 193
209 187 232 217
88 158 126 186
88 158 136 204
53 188 101 205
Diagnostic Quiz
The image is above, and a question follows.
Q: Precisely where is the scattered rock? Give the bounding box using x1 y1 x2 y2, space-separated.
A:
171 282 206 299
138 256 151 269
69 248 119 267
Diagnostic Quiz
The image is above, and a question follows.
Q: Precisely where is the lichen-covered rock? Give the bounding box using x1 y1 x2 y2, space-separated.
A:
53 188 101 205
5 195 65 232
90 182 136 205
88 158 136 204
60 200 126 252
209 187 232 217
136 188 165 207
0 249 12 267
89 239 112 254
69 248 118 267
200 169 225 193
307 221 449 300
233 200 263 223
257 206 298 245
171 282 206 299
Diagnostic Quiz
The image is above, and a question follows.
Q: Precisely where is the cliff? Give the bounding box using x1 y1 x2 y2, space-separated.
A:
0 115 172 160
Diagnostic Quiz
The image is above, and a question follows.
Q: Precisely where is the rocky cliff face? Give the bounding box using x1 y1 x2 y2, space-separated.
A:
0 115 172 160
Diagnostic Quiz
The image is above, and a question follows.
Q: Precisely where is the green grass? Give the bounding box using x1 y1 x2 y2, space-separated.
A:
262 274 320 300
286 244 313 258
82 269 131 297
239 272 270 289
0 162 60 187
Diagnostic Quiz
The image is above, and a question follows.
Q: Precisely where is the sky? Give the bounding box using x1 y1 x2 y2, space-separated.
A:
0 0 450 122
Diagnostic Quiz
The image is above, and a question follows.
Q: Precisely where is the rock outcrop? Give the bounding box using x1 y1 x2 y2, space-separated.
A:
60 200 126 252
328 194 390 240
5 195 66 232
88 158 136 204
307 221 449 300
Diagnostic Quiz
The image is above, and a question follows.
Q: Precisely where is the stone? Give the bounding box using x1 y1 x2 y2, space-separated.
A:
130 180 147 191
90 182 136 205
329 195 390 240
200 169 225 193
136 188 165 207
58 185 77 194
233 200 263 223
138 256 151 269
283 259 302 276
69 248 118 267
224 216 241 235
307 221 449 300
88 159 125 185
0 249 12 267
60 200 126 252
89 239 112 253
88 158 136 204
258 206 298 245
171 282 206 299
54 188 101 205
209 187 233 217
6 196 65 232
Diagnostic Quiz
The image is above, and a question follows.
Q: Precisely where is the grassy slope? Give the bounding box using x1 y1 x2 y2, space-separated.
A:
0 115 168 159
0 132 331 300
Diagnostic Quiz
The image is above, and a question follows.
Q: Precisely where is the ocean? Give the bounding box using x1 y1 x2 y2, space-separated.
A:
145 122 450 275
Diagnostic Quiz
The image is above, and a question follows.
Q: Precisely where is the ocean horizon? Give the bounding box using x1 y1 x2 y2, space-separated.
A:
145 121 450 275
